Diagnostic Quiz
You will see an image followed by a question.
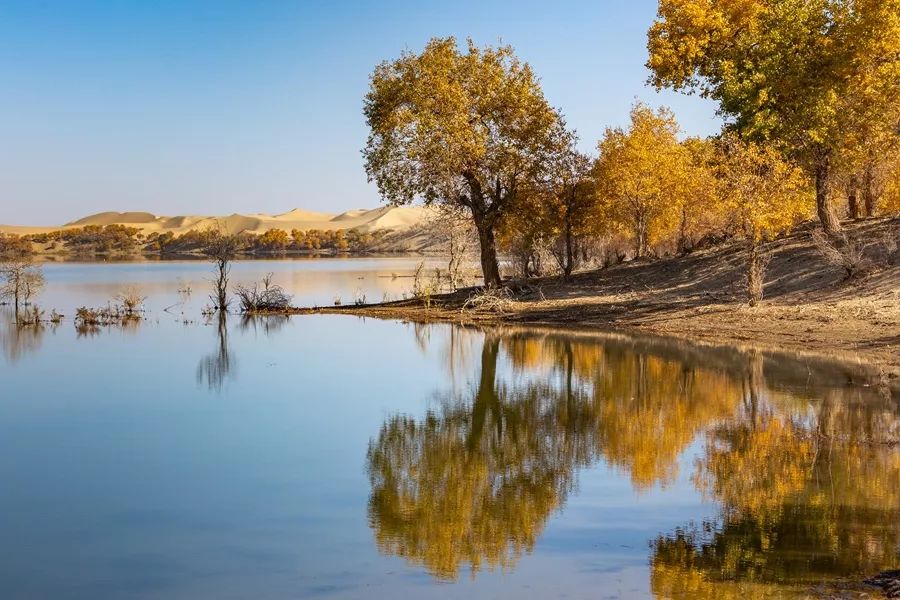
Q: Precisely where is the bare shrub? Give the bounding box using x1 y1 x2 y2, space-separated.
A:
74 304 141 328
425 206 477 290
0 260 45 316
810 228 869 279
462 287 515 314
412 261 441 307
234 273 292 313
746 244 772 307
116 287 146 315
16 305 45 326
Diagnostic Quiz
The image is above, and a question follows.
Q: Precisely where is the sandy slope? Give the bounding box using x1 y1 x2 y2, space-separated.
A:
0 206 436 236
310 216 900 379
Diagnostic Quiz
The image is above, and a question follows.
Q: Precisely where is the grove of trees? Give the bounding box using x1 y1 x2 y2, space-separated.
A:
364 9 900 299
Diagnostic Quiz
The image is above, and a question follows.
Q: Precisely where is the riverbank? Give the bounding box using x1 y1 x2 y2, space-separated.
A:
297 217 900 379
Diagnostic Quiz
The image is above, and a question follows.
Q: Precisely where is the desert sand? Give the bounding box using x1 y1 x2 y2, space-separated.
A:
0 205 435 237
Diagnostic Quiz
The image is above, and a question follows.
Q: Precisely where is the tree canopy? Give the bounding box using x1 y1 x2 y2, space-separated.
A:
647 0 900 233
363 37 566 286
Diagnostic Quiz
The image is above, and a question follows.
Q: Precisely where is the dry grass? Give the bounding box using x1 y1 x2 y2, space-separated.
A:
461 287 516 314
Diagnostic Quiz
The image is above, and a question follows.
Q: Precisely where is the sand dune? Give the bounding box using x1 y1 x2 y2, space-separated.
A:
1 206 436 237
66 211 160 226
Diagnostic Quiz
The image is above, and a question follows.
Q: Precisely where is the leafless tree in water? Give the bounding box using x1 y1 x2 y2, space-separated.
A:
202 227 244 311
0 260 45 317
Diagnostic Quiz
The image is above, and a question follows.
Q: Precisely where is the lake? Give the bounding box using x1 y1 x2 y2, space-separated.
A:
1 258 897 599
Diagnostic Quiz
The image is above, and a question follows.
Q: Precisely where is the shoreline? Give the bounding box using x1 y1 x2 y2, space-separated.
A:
284 217 900 381
295 297 900 383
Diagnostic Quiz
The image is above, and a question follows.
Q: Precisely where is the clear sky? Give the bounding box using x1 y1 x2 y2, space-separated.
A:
0 0 721 225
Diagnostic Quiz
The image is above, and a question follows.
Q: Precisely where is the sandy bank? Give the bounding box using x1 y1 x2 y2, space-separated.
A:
293 217 900 379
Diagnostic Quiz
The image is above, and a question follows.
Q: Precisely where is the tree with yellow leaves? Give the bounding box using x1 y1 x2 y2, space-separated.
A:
495 132 596 280
546 136 596 278
678 136 723 252
714 134 812 305
593 102 693 258
647 0 900 235
257 228 290 252
363 37 566 287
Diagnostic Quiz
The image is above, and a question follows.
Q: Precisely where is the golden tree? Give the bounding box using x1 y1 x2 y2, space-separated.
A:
545 135 596 278
714 135 811 305
648 0 900 235
363 37 566 287
678 136 723 251
593 102 694 258
257 228 290 251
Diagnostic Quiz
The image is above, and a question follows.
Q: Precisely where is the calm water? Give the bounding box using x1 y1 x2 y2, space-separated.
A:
1 258 897 599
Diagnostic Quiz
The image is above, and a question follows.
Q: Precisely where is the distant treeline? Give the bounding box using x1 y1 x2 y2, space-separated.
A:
0 225 389 257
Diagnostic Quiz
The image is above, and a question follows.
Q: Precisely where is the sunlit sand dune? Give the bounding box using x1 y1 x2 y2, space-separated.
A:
0 206 436 237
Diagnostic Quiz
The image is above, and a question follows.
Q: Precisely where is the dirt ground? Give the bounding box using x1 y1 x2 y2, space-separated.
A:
297 217 900 379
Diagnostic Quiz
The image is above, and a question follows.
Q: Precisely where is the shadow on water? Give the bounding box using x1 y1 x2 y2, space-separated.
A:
367 326 899 594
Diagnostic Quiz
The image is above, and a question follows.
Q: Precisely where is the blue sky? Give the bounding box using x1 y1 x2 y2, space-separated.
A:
0 0 720 225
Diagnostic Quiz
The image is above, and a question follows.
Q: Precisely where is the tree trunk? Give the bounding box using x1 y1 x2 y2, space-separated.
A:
13 278 20 318
848 192 859 220
563 213 574 279
635 217 648 259
474 219 502 288
863 161 877 217
679 206 690 254
747 239 763 307
815 152 841 235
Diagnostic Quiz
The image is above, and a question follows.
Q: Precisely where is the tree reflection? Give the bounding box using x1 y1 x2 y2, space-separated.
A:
0 317 48 363
367 337 586 580
368 331 746 579
239 313 290 336
196 312 235 392
652 357 900 597
502 333 742 490
372 326 899 592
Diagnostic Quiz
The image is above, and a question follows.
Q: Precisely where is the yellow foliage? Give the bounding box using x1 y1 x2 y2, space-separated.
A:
594 102 697 257
714 134 813 242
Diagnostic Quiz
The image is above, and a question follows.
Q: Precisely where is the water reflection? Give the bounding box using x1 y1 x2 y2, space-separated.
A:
196 312 235 392
367 336 583 580
239 313 291 336
369 328 899 593
0 309 49 363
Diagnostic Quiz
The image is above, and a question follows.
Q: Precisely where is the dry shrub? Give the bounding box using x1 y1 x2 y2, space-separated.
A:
75 304 140 327
412 261 441 307
810 228 869 279
747 247 772 307
116 287 146 315
235 273 292 313
16 305 45 326
462 287 515 314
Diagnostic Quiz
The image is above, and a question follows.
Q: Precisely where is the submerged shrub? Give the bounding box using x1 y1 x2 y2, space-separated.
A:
234 273 292 313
